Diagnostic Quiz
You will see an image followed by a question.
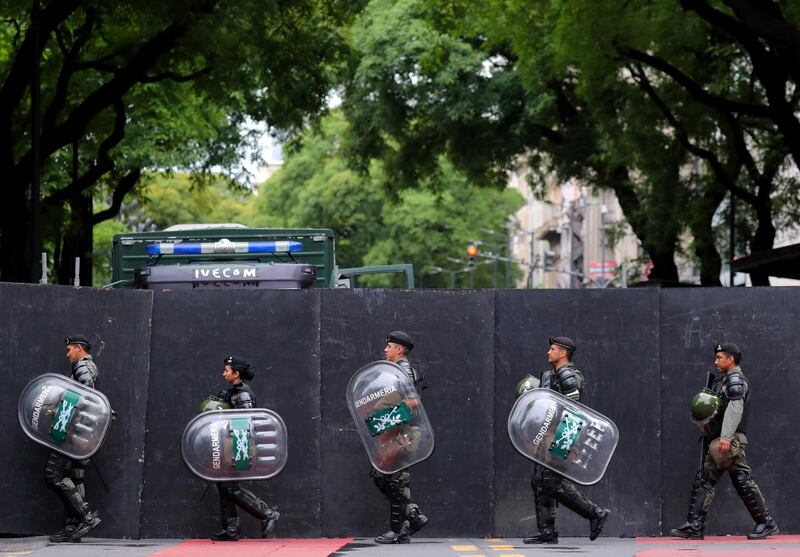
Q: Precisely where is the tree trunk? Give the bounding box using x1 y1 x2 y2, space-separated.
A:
0 182 32 282
747 205 776 286
646 249 680 283
606 165 682 285
688 188 726 286
56 192 93 286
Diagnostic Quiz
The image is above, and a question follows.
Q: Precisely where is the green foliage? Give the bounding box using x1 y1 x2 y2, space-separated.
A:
0 0 360 281
92 218 128 286
137 173 256 230
338 0 800 284
255 111 524 287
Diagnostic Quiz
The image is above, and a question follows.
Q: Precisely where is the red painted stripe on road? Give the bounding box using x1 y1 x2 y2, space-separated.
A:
636 535 800 544
635 549 800 557
148 538 353 557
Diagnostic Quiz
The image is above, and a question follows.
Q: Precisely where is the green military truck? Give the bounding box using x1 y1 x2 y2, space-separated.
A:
111 224 413 289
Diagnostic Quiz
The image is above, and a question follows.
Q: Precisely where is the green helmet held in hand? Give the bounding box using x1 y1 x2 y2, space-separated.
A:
199 395 232 413
515 374 540 398
690 387 722 436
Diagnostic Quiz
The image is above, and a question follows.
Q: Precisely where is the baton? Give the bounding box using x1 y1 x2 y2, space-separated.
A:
196 481 213 505
90 457 110 493
698 371 715 469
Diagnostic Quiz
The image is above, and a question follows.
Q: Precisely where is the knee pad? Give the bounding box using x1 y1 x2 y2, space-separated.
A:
730 470 753 490
59 477 78 492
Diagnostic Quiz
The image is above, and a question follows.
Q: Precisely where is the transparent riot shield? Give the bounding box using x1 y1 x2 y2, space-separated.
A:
18 373 112 459
181 409 288 482
508 388 619 485
346 360 435 474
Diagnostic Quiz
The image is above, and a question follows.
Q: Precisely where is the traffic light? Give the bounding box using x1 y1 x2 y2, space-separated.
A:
467 244 478 268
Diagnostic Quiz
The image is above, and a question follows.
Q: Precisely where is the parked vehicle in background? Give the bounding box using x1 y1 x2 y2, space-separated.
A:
111 224 413 289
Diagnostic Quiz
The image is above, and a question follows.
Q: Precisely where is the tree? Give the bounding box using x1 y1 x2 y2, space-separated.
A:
545 0 799 285
135 173 255 231
254 111 524 287
339 0 688 282
338 0 800 285
0 0 358 284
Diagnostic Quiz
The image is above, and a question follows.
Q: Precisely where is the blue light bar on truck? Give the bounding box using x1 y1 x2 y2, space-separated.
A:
146 239 304 255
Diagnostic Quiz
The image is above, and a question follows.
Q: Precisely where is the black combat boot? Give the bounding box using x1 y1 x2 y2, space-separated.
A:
730 470 779 540
69 510 101 542
375 496 410 544
555 482 609 542
748 516 779 540
670 513 706 540
374 530 410 544
211 517 240 541
672 469 712 540
49 518 80 543
406 505 429 536
523 530 558 544
261 505 280 538
528 477 558 544
589 507 611 541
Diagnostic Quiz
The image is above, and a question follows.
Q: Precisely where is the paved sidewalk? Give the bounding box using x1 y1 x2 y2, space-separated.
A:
2 535 798 557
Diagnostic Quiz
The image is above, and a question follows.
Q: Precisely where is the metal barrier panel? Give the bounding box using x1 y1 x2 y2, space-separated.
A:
0 284 152 538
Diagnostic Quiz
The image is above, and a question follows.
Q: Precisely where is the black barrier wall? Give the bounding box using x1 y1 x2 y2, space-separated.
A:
1 285 797 538
139 290 322 538
494 289 662 537
319 290 496 538
659 289 797 537
0 284 152 538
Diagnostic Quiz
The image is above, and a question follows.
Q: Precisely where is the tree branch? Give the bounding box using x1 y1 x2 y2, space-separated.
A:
73 60 121 75
91 168 142 225
42 99 127 206
14 19 191 187
0 0 81 170
628 64 758 207
0 0 82 123
621 47 771 118
680 0 800 169
43 10 95 135
3 18 22 47
139 67 211 83
723 0 800 57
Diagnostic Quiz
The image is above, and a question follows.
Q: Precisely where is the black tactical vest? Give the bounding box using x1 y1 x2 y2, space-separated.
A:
540 364 583 403
711 370 749 434
226 382 257 409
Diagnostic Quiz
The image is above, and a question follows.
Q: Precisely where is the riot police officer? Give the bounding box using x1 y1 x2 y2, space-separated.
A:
670 343 778 540
520 337 609 545
210 356 280 541
371 331 428 544
45 335 103 543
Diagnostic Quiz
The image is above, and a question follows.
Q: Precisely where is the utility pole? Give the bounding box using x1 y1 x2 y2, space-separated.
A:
600 191 608 288
729 194 736 287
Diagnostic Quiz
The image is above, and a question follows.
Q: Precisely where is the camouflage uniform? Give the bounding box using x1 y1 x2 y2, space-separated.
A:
524 361 609 544
671 360 778 540
45 350 101 543
373 331 429 544
371 354 428 543
211 357 279 541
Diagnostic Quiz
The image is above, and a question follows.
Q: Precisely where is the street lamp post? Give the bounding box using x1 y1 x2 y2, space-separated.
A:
428 266 458 288
600 192 608 288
